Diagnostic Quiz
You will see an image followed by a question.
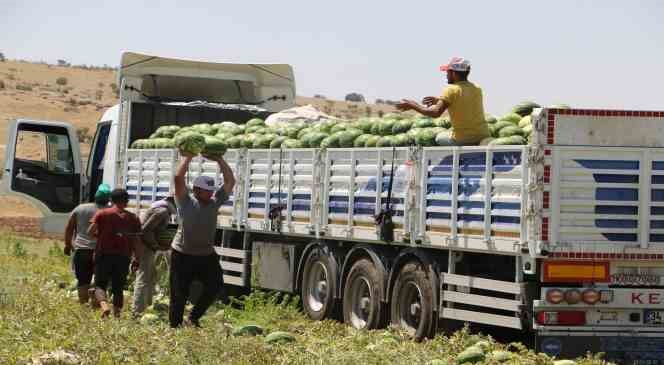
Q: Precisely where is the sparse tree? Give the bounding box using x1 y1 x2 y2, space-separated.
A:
95 89 103 100
345 92 365 103
76 127 91 143
365 106 372 117
0 52 5 62
314 94 326 99
57 59 70 67
375 98 384 104
56 77 68 86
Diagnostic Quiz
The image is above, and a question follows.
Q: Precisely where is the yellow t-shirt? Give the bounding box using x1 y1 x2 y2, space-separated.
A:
440 81 489 144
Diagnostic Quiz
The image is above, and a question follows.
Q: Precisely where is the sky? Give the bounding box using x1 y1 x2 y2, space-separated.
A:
2 0 663 114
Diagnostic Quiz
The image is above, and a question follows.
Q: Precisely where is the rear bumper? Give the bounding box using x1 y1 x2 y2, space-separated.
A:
537 331 664 364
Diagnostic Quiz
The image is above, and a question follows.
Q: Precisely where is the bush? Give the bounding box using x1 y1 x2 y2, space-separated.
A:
56 77 68 86
313 94 326 99
77 127 91 143
0 52 5 62
345 92 365 103
95 89 103 100
15 83 32 91
0 80 4 90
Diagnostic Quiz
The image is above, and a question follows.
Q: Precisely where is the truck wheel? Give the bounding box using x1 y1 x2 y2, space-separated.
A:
301 249 336 321
342 258 385 330
390 261 434 341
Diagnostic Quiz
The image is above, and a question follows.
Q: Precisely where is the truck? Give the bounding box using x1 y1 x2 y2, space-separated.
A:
3 52 664 364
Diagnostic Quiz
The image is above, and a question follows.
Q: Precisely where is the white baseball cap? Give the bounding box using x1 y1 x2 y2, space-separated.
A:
440 57 471 72
193 175 216 191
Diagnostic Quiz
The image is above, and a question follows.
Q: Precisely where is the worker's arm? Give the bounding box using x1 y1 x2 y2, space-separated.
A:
174 154 195 202
396 98 448 118
64 213 77 256
87 213 99 238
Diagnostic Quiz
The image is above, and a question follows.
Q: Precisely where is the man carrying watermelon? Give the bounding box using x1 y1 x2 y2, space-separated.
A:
396 57 489 145
169 149 235 328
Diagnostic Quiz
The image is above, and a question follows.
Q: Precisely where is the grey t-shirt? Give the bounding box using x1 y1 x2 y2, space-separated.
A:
71 202 104 250
171 186 229 256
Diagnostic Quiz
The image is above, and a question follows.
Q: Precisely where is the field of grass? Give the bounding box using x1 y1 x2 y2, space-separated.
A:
0 234 610 365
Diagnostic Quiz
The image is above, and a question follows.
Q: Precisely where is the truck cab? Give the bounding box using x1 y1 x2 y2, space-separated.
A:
0 52 295 233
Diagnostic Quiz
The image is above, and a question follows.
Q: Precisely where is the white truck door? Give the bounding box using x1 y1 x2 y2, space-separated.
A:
1 119 83 233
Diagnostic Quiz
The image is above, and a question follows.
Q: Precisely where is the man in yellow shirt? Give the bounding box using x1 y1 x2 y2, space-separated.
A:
396 57 489 145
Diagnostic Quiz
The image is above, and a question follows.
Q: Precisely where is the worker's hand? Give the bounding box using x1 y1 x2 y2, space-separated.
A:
422 96 439 107
64 245 72 256
395 99 417 111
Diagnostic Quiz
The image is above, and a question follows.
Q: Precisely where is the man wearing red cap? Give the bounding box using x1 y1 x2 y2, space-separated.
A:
396 57 489 145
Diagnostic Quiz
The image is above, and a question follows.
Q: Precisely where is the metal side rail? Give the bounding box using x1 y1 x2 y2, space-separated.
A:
440 273 524 329
215 246 249 287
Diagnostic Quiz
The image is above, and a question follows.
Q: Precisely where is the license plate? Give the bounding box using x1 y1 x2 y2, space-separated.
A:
644 310 664 324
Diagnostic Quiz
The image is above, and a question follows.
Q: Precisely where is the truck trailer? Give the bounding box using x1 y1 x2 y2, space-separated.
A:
3 52 664 363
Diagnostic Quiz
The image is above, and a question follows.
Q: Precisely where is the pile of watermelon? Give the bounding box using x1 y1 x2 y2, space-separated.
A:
130 102 569 151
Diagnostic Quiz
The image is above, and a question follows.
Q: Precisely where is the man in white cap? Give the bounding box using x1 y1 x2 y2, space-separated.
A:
396 56 489 145
169 152 235 328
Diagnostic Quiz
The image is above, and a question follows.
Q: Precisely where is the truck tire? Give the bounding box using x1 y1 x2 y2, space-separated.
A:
390 261 435 341
342 258 385 330
301 249 336 321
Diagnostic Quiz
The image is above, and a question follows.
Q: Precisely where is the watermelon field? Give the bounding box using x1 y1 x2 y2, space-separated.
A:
130 101 560 155
0 233 611 364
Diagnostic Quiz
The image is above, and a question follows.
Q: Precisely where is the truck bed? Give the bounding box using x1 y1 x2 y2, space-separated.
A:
123 145 530 255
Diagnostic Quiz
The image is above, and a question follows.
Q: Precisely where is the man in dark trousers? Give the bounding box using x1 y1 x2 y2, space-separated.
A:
88 188 142 318
170 152 235 328
64 183 111 304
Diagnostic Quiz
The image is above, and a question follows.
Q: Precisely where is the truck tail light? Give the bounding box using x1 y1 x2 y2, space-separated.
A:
582 289 600 305
543 261 609 282
536 311 586 325
545 289 564 304
564 289 582 304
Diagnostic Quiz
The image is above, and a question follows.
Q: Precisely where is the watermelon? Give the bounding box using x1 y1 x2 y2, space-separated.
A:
413 118 435 129
488 137 514 146
383 113 404 120
508 135 526 145
553 361 577 365
549 104 571 109
479 137 494 146
414 129 437 147
330 123 350 134
354 118 375 134
253 134 277 149
214 122 242 136
365 135 380 147
499 113 522 124
227 135 244 149
493 121 515 133
246 118 265 128
498 125 524 138
174 132 206 155
338 131 359 148
265 331 296 344
518 115 532 128
320 134 340 149
152 125 181 138
488 351 512 363
376 136 395 147
488 125 498 138
233 324 264 336
131 139 150 149
307 132 329 148
246 125 267 134
429 360 451 365
392 120 413 134
393 134 411 146
282 139 304 148
202 135 227 157
151 138 175 149
270 136 288 149
522 124 533 135
435 131 453 146
140 313 160 325
316 120 337 134
297 127 314 139
191 123 215 136
433 117 452 129
378 120 396 136
511 101 541 117
242 133 259 148
456 346 485 364
485 114 498 124
353 134 373 148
